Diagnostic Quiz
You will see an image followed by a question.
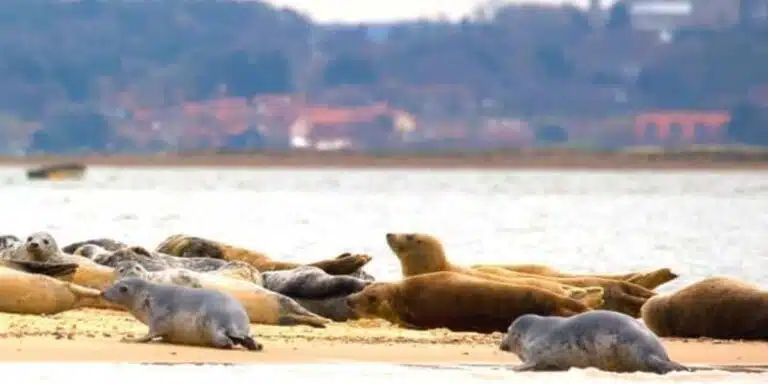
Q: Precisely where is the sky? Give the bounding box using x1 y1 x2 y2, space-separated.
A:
265 0 622 23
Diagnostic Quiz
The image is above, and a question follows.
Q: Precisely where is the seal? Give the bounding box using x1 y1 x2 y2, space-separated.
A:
262 265 372 299
295 295 359 322
6 232 117 292
0 261 105 315
114 261 329 328
476 265 656 317
102 277 263 350
61 238 129 254
83 245 243 274
499 310 690 374
0 235 20 250
640 276 768 340
472 264 678 290
385 233 603 301
346 271 604 333
156 234 373 275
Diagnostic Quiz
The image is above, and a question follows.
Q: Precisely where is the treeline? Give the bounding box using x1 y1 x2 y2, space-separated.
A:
0 0 767 152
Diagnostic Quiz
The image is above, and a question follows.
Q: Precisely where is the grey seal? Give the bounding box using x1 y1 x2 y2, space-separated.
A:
499 310 689 374
0 235 21 251
82 245 236 273
262 265 372 299
4 232 69 263
102 277 263 351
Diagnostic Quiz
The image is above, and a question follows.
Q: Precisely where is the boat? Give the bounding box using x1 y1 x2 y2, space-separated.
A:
26 163 87 181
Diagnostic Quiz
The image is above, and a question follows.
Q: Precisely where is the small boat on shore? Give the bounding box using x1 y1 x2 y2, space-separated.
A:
26 163 87 181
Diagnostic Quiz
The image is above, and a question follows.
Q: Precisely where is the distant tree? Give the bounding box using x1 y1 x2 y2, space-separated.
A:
28 108 114 154
534 44 574 80
726 101 768 145
534 125 569 144
322 54 379 86
605 1 631 30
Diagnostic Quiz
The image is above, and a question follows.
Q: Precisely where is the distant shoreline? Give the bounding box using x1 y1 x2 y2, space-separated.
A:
3 148 768 170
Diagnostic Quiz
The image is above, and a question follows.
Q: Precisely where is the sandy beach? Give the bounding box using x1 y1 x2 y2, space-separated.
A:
0 309 766 366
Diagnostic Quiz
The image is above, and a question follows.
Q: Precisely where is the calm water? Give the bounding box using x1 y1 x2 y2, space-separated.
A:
1 166 768 382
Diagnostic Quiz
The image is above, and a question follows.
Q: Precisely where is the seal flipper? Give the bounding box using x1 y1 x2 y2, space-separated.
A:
6 260 79 278
646 355 690 374
511 362 563 372
227 334 264 351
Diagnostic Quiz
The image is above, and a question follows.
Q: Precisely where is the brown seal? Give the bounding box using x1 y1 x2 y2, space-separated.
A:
385 233 603 301
640 276 768 340
346 271 603 334
472 263 678 290
155 234 372 274
0 260 105 315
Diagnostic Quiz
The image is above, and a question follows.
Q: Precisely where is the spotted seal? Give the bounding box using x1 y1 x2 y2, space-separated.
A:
262 265 372 299
114 261 329 328
102 277 263 350
499 310 689 374
61 238 129 254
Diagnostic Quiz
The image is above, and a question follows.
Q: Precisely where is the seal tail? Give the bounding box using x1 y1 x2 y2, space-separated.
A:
227 334 263 351
7 260 79 278
647 355 690 374
279 314 330 328
66 282 102 298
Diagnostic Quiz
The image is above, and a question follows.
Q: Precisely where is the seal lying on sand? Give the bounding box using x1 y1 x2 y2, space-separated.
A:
346 271 603 333
61 238 128 254
499 310 689 374
5 232 117 292
114 261 329 328
102 277 263 350
156 234 373 275
262 265 372 299
77 244 245 274
641 276 768 340
0 260 104 315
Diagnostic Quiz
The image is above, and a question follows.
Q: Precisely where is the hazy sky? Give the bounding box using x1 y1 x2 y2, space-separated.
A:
266 0 620 23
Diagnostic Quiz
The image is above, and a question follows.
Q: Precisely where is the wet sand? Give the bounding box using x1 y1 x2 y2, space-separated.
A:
5 147 768 171
1 309 767 365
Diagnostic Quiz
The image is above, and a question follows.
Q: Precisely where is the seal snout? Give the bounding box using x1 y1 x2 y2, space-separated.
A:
385 233 396 242
27 242 39 249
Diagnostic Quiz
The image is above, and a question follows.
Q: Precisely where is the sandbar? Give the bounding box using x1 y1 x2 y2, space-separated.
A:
0 309 767 366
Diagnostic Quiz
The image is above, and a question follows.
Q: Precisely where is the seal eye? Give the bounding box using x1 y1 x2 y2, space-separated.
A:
26 237 32 242
43 239 49 245
119 286 128 294
405 234 414 241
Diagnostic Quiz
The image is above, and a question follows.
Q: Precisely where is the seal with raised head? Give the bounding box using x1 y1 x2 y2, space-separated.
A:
499 310 689 374
641 276 768 340
386 232 661 316
156 234 373 275
0 260 105 315
384 233 603 301
114 261 329 328
5 232 117 292
102 277 263 350
262 265 372 299
61 238 129 254
346 271 604 334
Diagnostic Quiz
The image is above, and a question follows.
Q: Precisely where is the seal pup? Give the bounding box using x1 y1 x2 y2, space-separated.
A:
641 276 768 340
102 277 263 350
499 310 690 374
262 265 372 299
0 262 105 315
156 234 373 275
114 261 329 328
62 238 128 254
346 271 604 333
